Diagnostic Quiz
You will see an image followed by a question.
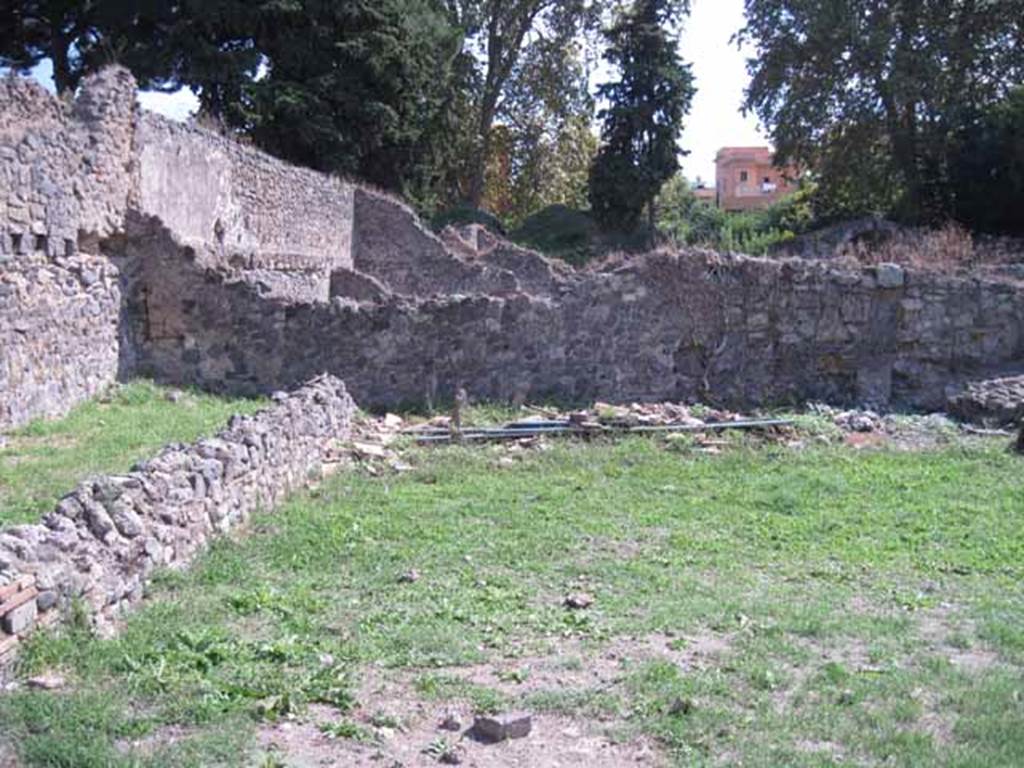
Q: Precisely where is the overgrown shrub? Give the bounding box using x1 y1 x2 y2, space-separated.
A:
656 176 814 255
509 205 598 265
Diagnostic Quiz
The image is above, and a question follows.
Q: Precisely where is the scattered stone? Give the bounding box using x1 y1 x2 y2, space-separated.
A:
875 262 905 289
383 413 404 429
164 389 185 403
353 441 388 459
398 569 420 584
26 673 65 690
2 595 38 635
439 749 462 765
564 592 594 610
438 712 462 732
472 712 533 743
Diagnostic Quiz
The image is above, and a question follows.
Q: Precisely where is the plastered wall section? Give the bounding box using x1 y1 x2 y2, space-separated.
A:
135 113 354 284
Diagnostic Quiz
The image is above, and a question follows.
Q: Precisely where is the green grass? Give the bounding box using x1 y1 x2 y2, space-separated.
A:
1 436 1022 766
0 381 264 525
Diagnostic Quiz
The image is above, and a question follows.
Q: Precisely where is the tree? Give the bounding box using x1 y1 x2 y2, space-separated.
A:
952 86 1024 235
739 0 1024 224
0 0 114 94
444 0 609 207
479 32 598 224
0 0 260 102
589 0 694 232
234 0 463 196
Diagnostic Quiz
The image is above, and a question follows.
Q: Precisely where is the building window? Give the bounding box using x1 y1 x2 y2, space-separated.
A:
739 171 748 182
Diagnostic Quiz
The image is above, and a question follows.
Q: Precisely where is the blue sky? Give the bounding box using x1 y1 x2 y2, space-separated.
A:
25 0 764 183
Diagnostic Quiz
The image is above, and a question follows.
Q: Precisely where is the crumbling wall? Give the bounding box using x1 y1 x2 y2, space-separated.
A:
127 232 1024 412
0 375 355 666
0 67 363 430
135 114 354 300
0 68 135 260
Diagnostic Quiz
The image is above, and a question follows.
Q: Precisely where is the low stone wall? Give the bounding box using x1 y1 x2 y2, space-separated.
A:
0 375 355 668
0 255 122 430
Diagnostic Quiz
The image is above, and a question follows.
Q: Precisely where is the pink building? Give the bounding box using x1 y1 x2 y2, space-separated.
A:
715 147 797 212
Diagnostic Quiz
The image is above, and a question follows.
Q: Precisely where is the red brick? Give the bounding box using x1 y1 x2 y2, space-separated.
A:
0 575 35 603
0 586 38 618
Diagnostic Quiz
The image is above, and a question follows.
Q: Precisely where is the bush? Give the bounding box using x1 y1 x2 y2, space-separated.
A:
509 205 599 265
656 175 808 255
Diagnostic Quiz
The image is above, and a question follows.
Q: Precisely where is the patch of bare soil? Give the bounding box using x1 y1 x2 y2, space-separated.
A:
256 631 734 768
916 603 1000 673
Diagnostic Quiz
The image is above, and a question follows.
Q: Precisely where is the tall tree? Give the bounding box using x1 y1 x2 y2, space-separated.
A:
588 0 694 233
479 31 598 223
444 0 608 207
0 0 109 94
739 0 1024 224
952 86 1024 235
234 0 462 196
0 0 260 101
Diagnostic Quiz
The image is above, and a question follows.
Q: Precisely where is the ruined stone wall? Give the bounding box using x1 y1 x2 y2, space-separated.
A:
0 68 135 260
0 255 122 429
0 67 362 430
0 376 355 667
129 227 1024 412
136 114 354 300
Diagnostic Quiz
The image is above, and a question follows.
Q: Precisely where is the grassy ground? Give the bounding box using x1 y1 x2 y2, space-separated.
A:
1 433 1022 767
0 382 264 526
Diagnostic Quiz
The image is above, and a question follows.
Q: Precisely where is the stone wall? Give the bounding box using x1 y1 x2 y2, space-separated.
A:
0 67 362 429
127 224 1024 412
0 375 355 668
0 68 135 261
0 255 122 428
135 114 354 300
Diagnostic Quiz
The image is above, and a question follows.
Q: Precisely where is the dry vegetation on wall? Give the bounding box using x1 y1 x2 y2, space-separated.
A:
836 223 1023 272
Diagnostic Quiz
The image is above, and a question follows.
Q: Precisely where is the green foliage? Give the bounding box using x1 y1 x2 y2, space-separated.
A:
0 0 261 103
509 204 598 265
451 0 609 208
740 0 1024 226
952 87 1024 235
233 0 463 196
656 175 813 254
589 0 695 232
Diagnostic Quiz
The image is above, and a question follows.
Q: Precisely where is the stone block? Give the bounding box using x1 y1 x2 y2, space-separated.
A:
2 593 38 635
472 712 533 743
876 263 905 289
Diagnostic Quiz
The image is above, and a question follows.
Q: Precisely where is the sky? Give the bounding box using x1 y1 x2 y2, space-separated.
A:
24 0 765 184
